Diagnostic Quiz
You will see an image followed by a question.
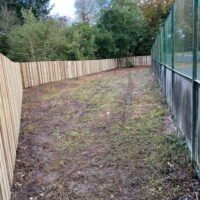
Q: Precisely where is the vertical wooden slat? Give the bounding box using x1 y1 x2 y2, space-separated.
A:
0 125 11 200
0 53 23 200
19 56 151 88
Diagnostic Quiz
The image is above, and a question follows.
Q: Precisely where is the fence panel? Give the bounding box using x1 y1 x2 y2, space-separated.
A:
20 56 151 88
174 0 193 77
0 54 23 200
165 13 173 68
151 0 200 168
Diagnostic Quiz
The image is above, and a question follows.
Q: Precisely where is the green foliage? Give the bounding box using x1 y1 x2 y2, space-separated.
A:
71 23 96 60
61 22 96 60
21 8 36 24
126 61 134 68
97 2 142 57
18 0 51 19
0 0 51 20
1 0 175 61
8 9 66 62
0 4 19 55
135 0 175 55
94 29 116 58
7 10 97 62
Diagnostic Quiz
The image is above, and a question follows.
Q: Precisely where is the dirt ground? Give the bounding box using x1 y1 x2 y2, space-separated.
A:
11 66 200 200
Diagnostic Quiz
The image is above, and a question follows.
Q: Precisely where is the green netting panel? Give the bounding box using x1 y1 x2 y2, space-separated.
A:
152 42 154 60
153 42 155 60
154 39 157 61
160 28 165 64
157 34 161 63
197 2 200 80
155 39 158 61
165 13 172 68
155 35 160 62
174 0 193 77
155 37 157 61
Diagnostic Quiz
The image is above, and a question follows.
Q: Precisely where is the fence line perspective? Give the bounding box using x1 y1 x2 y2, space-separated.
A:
0 53 150 200
20 56 151 88
0 54 23 200
152 0 200 167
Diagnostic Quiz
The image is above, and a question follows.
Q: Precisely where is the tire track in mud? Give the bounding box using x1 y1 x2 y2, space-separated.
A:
120 71 134 129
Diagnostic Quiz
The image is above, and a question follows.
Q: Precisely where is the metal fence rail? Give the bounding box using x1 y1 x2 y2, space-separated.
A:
152 0 200 167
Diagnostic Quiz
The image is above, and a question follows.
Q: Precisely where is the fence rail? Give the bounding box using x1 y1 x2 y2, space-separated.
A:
152 0 200 167
0 53 150 200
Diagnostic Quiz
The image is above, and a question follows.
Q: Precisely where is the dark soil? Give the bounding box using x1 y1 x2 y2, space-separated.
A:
11 66 200 200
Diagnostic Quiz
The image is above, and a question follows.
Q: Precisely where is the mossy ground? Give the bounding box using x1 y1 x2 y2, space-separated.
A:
11 67 200 200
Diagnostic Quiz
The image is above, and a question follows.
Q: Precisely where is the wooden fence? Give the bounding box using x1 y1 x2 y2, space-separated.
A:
21 56 151 88
0 54 150 200
0 54 23 200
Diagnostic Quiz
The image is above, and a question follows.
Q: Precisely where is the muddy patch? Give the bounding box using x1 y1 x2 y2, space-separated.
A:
11 67 200 200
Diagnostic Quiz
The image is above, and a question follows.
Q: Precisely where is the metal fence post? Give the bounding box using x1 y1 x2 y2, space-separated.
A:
192 0 198 163
158 34 162 64
172 5 175 70
163 25 167 96
171 5 175 110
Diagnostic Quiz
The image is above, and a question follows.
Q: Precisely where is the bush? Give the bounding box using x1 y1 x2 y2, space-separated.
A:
126 61 134 68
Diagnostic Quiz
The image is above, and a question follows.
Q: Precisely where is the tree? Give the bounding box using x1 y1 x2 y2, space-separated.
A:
135 0 175 55
17 0 52 19
3 0 174 61
56 16 72 28
94 29 116 59
0 3 19 55
0 4 18 34
136 0 175 24
97 1 142 57
8 9 66 62
74 0 97 23
97 0 111 8
7 9 97 62
0 0 51 20
63 22 96 60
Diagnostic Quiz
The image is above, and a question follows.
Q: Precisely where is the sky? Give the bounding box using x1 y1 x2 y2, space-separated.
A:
50 0 76 19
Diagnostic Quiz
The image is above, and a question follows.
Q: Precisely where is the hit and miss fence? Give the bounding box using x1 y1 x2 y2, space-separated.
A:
152 0 200 168
0 53 151 200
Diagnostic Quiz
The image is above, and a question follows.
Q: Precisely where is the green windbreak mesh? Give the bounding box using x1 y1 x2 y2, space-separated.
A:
197 2 200 80
165 13 172 68
152 43 156 61
153 43 155 61
155 38 158 61
157 34 161 63
160 28 165 64
156 34 160 62
154 38 156 61
174 0 193 77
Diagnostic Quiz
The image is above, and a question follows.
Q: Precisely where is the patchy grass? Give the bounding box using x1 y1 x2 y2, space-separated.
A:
40 87 64 101
12 68 199 200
